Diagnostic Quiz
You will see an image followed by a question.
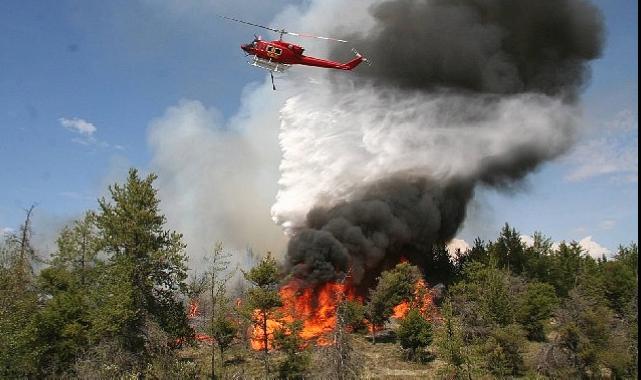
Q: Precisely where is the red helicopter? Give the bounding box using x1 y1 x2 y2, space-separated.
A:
220 16 367 89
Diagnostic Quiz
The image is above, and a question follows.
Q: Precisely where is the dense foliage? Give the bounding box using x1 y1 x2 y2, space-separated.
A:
0 170 636 379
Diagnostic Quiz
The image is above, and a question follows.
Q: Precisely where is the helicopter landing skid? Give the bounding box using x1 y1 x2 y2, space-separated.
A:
248 56 291 73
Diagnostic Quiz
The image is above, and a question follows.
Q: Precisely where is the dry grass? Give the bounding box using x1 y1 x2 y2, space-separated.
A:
178 332 447 379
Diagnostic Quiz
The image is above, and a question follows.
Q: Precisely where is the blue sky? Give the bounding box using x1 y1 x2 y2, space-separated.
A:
0 1 637 256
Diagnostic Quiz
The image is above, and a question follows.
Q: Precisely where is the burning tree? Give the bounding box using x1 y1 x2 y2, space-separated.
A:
243 252 282 375
365 262 433 343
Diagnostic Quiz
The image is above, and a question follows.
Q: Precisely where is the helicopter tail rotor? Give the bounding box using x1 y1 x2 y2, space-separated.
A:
352 48 372 66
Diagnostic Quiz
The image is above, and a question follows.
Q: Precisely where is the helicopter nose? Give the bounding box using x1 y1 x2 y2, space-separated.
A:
241 44 250 52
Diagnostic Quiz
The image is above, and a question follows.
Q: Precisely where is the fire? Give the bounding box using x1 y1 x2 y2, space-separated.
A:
186 299 215 345
188 300 199 318
250 280 358 351
391 279 434 319
248 276 435 351
392 301 410 319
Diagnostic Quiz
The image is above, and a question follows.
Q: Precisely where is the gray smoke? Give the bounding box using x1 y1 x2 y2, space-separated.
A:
276 0 604 290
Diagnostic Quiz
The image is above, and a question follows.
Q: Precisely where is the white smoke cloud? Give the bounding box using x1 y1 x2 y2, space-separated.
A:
142 0 378 268
142 0 596 275
272 84 580 233
147 81 290 266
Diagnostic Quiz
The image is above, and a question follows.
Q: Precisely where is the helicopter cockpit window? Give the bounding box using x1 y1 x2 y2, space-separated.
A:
266 46 274 53
274 48 282 55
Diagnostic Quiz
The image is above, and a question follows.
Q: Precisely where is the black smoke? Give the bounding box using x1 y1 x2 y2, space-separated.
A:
341 0 604 99
285 176 474 291
283 0 604 291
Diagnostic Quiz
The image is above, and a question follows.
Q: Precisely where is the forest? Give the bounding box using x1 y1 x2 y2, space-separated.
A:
1 169 637 379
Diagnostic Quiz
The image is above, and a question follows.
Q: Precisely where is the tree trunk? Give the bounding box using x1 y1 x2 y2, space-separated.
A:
262 310 269 353
220 347 225 380
211 339 216 380
262 310 269 379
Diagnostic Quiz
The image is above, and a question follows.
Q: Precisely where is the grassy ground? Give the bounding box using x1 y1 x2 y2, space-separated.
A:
178 332 444 379
178 332 555 379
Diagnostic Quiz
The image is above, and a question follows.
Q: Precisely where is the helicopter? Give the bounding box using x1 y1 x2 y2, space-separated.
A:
219 15 367 90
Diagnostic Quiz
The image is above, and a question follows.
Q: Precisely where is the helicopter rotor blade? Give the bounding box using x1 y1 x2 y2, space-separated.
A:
284 31 348 43
217 15 281 34
218 14 348 43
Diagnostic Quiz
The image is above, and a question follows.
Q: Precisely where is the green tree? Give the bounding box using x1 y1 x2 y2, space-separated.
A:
210 313 238 379
0 208 40 378
339 299 367 332
554 287 636 378
26 212 104 376
602 259 636 315
32 267 90 375
549 241 584 297
434 300 472 379
94 169 190 355
273 320 310 380
52 212 100 285
484 324 526 377
243 252 282 376
489 223 527 275
515 282 558 341
522 231 555 282
450 261 513 334
203 242 235 380
397 308 433 361
454 237 488 275
365 262 422 343
425 242 456 285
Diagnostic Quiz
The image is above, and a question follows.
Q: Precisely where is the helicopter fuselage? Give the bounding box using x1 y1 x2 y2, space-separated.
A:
241 39 363 71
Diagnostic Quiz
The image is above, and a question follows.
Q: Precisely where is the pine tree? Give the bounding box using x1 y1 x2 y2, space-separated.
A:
243 252 282 376
0 207 40 377
365 262 423 342
397 308 433 361
52 211 100 285
204 242 235 380
273 320 309 379
93 169 190 355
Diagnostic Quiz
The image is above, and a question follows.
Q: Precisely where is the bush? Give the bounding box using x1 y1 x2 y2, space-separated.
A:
397 308 433 362
484 324 526 377
339 300 367 332
515 282 558 341
273 321 310 380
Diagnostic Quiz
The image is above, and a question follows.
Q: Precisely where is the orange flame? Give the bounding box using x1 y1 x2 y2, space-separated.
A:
391 279 434 319
250 280 358 350
188 299 199 318
249 276 436 350
186 299 215 345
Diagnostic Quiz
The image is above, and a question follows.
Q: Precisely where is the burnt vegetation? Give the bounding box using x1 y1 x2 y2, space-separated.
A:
0 170 637 379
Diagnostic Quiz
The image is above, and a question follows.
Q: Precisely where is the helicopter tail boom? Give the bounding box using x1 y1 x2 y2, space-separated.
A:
298 50 366 71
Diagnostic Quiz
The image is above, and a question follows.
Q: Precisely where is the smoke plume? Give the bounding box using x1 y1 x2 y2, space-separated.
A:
274 0 604 289
344 0 604 99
